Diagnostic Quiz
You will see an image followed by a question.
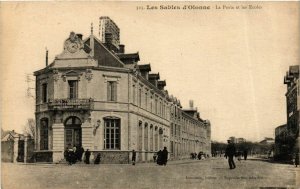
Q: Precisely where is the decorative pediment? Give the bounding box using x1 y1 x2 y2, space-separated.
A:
62 70 83 81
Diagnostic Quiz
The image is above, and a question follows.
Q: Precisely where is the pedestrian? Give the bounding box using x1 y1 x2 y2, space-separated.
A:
84 149 91 164
64 147 71 165
76 146 84 162
162 147 168 166
243 150 248 160
237 151 242 162
225 140 236 169
153 153 157 162
294 151 299 167
132 149 136 165
157 150 163 165
94 153 101 164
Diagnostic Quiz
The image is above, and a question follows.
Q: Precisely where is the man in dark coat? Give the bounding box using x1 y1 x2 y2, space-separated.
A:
157 150 163 165
84 149 91 164
243 150 248 160
225 140 236 169
94 153 101 164
162 147 168 166
131 150 136 165
76 146 84 162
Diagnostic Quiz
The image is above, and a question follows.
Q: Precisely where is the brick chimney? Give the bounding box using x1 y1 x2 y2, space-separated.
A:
119 44 125 53
76 34 83 40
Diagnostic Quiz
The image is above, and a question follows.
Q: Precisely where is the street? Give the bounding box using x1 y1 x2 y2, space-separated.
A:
2 157 299 189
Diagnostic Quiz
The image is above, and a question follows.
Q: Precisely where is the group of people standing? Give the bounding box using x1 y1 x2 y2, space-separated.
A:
64 146 101 165
64 146 85 165
131 147 169 166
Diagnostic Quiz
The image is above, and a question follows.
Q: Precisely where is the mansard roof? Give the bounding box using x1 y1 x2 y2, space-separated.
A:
84 34 125 68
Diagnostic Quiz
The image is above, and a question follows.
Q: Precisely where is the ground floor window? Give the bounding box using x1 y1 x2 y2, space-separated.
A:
104 118 121 150
40 118 48 150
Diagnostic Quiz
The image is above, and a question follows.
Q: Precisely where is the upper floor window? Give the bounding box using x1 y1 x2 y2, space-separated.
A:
138 88 142 107
68 80 78 99
132 85 136 104
107 81 117 101
42 83 48 103
145 92 148 109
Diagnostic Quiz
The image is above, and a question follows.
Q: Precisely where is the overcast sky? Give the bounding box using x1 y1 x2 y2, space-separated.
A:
1 2 299 142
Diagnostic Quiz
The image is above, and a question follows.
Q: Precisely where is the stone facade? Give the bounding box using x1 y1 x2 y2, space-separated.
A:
279 65 300 161
34 17 211 163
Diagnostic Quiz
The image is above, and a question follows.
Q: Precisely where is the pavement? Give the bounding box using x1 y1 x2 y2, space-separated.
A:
2 157 300 189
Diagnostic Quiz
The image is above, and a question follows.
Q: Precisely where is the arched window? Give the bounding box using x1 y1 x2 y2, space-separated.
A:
150 125 153 151
40 118 49 150
138 121 142 151
154 126 158 151
104 117 121 150
144 123 148 151
64 116 82 148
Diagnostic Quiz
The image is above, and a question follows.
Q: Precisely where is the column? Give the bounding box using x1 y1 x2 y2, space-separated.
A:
52 123 64 162
81 120 93 150
141 124 145 161
24 135 28 163
13 136 19 163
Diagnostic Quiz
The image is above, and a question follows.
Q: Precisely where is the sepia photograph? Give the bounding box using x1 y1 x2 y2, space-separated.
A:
0 1 299 189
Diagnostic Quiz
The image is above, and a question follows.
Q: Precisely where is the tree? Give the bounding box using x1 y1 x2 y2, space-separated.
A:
23 118 35 139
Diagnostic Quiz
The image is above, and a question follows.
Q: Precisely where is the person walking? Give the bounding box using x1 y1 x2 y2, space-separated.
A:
84 149 91 164
77 146 84 162
94 153 101 164
132 150 136 165
225 140 236 169
162 147 168 166
294 151 299 167
157 150 163 165
243 150 248 160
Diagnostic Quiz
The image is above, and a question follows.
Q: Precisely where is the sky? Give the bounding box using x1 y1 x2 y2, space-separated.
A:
0 2 299 142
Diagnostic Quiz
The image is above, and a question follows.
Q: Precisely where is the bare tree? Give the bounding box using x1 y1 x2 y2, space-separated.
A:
23 118 36 139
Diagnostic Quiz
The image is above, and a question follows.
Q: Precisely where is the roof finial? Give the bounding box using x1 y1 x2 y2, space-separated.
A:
91 22 93 35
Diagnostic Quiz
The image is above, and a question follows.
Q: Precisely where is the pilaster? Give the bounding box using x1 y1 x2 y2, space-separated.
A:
52 123 64 162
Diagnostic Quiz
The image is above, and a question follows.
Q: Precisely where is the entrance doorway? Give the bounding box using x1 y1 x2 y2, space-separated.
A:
64 116 82 148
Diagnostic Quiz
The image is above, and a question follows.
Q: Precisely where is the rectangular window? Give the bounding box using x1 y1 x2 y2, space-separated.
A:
138 89 142 107
42 83 48 103
68 80 78 99
132 85 136 104
145 93 147 110
150 97 153 112
155 99 158 114
104 119 120 150
107 81 117 101
40 119 48 150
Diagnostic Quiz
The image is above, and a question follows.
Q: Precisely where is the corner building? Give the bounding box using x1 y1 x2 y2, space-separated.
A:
34 17 211 163
283 65 300 160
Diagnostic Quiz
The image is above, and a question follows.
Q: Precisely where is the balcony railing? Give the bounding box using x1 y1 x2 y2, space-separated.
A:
48 98 94 110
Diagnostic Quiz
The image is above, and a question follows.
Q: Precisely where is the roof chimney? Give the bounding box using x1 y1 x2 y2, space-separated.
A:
189 100 194 109
119 44 125 53
76 34 83 40
45 48 48 67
